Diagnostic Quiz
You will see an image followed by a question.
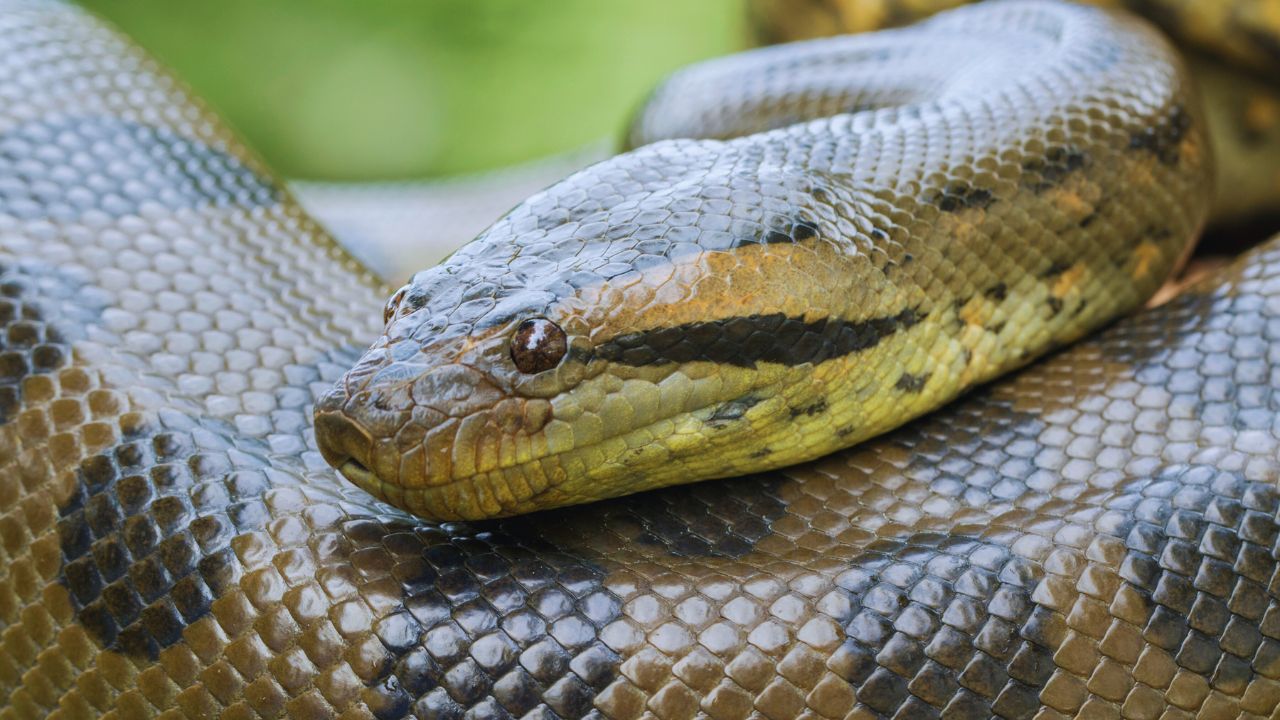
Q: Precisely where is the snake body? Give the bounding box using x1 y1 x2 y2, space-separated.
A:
316 2 1210 522
4 1 1280 719
750 0 1280 226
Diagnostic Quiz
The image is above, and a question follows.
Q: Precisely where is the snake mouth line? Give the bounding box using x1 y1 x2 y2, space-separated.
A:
337 457 378 487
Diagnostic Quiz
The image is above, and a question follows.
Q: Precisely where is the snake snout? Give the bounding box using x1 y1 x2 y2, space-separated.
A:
314 406 377 478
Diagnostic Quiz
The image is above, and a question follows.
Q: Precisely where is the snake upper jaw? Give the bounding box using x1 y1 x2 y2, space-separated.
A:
314 394 381 480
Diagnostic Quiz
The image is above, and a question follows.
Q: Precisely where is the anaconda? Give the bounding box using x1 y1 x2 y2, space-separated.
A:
5 0 1280 719
315 2 1212 521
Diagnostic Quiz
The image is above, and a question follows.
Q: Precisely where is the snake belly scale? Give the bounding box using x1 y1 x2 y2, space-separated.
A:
315 2 1210 522
3 1 1280 720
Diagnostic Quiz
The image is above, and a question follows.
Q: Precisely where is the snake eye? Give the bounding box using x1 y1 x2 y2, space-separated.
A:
511 318 567 374
383 287 407 324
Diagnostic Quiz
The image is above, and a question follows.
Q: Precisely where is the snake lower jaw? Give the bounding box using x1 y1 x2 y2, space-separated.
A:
314 409 385 478
334 457 386 500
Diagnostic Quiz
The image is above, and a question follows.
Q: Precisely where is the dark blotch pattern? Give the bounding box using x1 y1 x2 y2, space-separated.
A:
751 215 822 245
347 520 625 720
709 394 763 424
790 399 829 416
1021 145 1090 192
59 423 245 660
925 182 996 212
1039 261 1073 278
1130 103 1192 166
895 372 930 392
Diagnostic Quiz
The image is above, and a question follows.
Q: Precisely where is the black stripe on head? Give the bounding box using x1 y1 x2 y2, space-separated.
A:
1242 27 1280 66
594 308 923 368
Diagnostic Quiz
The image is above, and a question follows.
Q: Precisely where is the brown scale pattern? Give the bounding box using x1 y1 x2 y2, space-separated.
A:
1 0 1279 719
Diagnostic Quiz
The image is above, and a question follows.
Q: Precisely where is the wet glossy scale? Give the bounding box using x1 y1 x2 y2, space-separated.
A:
2 0 1280 719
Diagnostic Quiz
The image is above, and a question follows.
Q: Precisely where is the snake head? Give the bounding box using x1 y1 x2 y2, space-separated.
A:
312 257 595 520
312 147 925 521
313 1 1209 522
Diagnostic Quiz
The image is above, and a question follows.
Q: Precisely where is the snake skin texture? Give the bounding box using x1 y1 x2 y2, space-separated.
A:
4 0 1280 719
315 2 1211 522
749 0 1280 78
748 0 1280 224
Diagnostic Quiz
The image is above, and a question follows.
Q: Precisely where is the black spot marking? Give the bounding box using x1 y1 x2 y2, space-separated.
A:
1021 146 1089 192
792 218 820 241
926 182 995 212
836 425 856 437
790 399 828 417
749 447 772 459
895 372 930 393
1047 297 1064 316
764 229 792 244
985 283 1007 301
708 394 762 425
989 321 1007 335
753 215 821 246
595 308 924 368
0 116 278 221
1129 104 1192 166
1039 261 1072 278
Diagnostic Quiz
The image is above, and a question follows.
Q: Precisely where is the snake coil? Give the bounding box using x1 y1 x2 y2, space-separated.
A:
4 0 1280 718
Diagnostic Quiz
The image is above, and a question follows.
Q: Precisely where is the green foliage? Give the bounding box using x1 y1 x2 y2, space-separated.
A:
77 0 745 180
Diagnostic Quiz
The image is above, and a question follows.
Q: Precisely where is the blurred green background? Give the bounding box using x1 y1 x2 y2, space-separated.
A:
76 1 746 180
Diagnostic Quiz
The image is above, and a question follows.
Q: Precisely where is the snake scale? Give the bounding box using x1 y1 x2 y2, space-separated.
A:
6 1 1280 719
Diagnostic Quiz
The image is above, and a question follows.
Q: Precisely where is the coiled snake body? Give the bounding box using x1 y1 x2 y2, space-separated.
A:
5 1 1280 719
316 2 1211 521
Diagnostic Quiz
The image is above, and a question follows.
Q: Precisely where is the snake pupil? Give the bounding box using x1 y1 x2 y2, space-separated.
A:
511 318 567 373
